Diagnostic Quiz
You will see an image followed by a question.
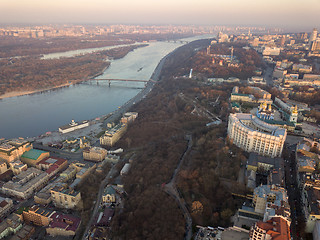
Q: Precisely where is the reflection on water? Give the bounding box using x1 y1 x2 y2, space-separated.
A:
0 34 215 139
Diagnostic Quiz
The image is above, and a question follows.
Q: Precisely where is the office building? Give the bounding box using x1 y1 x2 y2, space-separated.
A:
309 28 318 48
228 113 286 158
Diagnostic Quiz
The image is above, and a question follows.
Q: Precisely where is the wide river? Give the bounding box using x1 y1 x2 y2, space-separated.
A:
0 35 214 139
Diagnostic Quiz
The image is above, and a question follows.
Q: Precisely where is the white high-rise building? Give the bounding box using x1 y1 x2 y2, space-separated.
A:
309 28 318 48
228 113 287 158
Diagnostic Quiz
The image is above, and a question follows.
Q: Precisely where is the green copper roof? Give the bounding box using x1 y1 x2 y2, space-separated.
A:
21 149 48 160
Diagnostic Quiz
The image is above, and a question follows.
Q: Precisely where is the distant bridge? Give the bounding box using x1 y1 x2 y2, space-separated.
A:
87 78 154 87
166 40 190 44
91 78 149 83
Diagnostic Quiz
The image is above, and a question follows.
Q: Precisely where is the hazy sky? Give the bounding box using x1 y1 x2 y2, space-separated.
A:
1 0 320 31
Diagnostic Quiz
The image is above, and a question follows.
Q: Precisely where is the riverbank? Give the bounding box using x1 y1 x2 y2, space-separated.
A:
0 83 74 100
0 39 193 139
0 44 150 100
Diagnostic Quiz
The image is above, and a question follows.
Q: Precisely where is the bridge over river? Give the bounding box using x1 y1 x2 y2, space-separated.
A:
88 78 154 87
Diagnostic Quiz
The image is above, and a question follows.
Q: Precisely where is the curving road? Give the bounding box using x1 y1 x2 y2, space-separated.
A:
164 134 193 240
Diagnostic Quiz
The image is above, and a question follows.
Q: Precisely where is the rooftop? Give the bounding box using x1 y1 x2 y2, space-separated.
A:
256 217 291 240
21 149 48 160
48 212 81 232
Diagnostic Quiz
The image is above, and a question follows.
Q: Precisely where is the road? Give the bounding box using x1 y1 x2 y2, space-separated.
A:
164 134 193 240
82 162 120 240
283 145 306 240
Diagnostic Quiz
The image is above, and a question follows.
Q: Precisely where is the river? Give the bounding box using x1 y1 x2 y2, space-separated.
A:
0 35 215 139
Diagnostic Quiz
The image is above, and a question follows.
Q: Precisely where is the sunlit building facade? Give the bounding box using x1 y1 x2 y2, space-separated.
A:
228 113 287 158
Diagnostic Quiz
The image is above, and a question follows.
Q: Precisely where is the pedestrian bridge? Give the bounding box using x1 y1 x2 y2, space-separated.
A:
91 78 149 83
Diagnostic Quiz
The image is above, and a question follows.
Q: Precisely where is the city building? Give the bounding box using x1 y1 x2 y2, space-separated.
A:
2 167 49 199
305 187 320 233
83 147 108 162
60 165 77 181
10 224 35 240
22 205 52 226
120 163 131 176
105 154 120 164
313 221 320 240
230 93 254 102
220 226 250 239
311 39 320 52
273 68 287 80
8 160 28 175
249 76 265 85
21 149 50 167
36 156 68 176
0 139 32 163
0 160 7 174
59 119 89 134
253 185 288 215
0 197 13 219
262 47 281 56
256 101 274 120
228 113 287 158
246 153 285 189
102 185 116 204
71 162 96 180
79 136 90 149
292 64 313 73
120 112 138 124
46 212 81 237
100 124 127 147
0 214 22 239
248 87 271 99
309 28 318 48
93 208 114 227
50 186 81 209
249 216 290 240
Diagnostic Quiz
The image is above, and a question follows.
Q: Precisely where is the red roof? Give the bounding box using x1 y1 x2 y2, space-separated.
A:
37 156 67 167
256 217 291 240
48 212 81 232
0 200 8 208
46 165 59 174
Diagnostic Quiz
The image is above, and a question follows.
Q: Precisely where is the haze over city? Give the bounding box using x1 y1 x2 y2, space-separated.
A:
1 0 320 31
2 0 320 238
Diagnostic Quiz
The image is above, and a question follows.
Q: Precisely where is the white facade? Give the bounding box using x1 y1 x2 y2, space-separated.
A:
228 113 287 158
59 120 89 134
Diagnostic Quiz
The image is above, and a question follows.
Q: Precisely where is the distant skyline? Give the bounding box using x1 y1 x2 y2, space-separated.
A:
1 0 320 31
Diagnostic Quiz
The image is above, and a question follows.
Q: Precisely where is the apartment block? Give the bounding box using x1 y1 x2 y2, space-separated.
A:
50 186 81 209
100 124 127 147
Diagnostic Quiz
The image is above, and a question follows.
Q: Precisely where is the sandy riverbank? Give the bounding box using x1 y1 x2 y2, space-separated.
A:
0 83 76 100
